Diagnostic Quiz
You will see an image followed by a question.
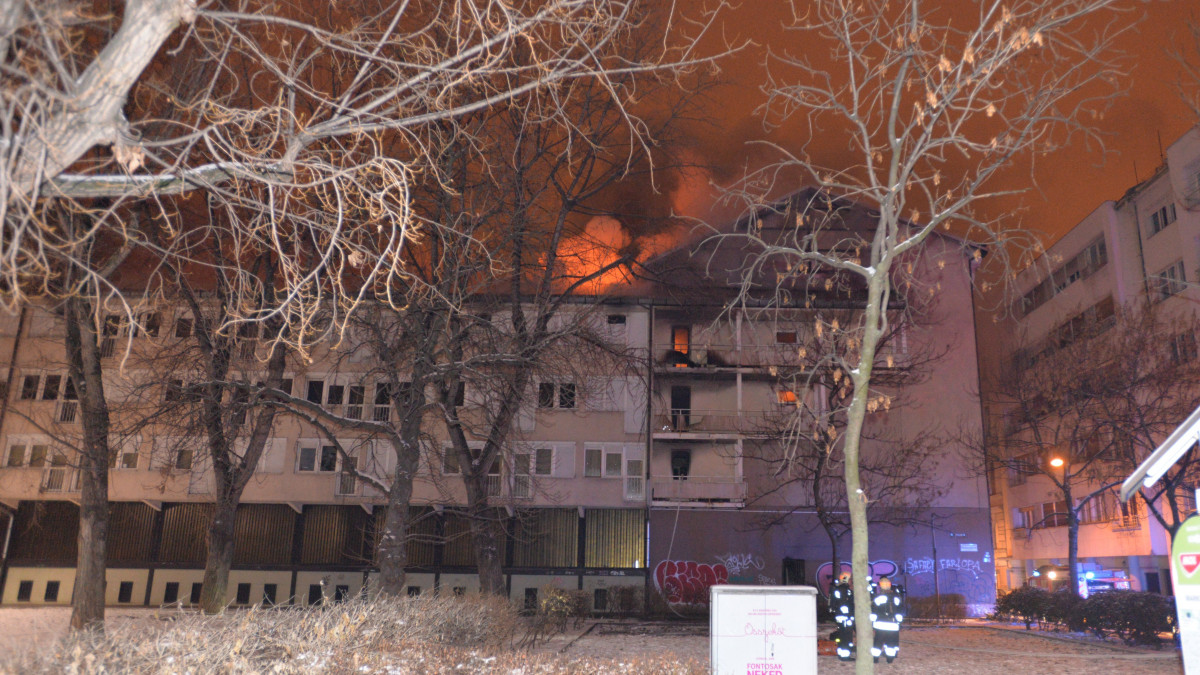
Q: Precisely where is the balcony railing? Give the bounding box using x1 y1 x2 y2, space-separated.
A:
655 342 905 370
624 476 645 501
650 476 747 503
654 409 785 435
42 467 78 493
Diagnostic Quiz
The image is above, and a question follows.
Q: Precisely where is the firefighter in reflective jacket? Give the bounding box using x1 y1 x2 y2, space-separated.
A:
870 576 905 663
830 572 855 661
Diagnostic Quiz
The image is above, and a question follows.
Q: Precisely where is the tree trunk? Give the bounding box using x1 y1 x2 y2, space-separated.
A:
463 472 506 595
374 497 412 598
65 297 111 631
846 274 886 674
72 449 109 630
374 434 420 599
1066 484 1080 598
200 500 237 613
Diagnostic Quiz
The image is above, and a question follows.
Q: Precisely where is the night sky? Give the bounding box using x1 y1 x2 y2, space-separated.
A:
668 0 1198 246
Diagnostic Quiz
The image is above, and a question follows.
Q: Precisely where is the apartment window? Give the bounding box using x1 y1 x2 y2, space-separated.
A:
235 583 251 605
103 314 125 337
5 442 25 467
777 389 798 404
335 585 350 603
1154 260 1187 301
1149 202 1177 236
174 317 193 339
298 444 339 473
164 582 179 604
605 314 628 341
1170 332 1198 365
442 449 461 475
110 447 139 470
337 456 358 495
534 447 553 476
16 581 32 602
308 584 323 605
263 584 277 606
537 382 576 409
174 443 194 471
117 581 134 603
775 331 797 344
605 450 623 477
346 385 365 420
584 448 603 477
134 312 162 338
306 380 326 405
44 581 60 602
41 375 61 400
19 375 39 400
373 383 393 422
190 583 203 604
1020 236 1107 316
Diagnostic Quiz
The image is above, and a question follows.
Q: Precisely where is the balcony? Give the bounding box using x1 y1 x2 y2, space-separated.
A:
650 476 746 506
655 342 905 372
653 409 784 438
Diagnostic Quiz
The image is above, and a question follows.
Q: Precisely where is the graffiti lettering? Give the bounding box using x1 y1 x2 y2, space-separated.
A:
903 557 984 579
714 552 765 576
756 575 778 586
653 560 729 606
814 560 898 598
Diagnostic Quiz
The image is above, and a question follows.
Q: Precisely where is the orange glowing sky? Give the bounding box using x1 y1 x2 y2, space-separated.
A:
666 0 1199 247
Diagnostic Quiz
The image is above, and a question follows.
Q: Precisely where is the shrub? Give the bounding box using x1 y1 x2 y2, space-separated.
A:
1 594 525 674
993 585 1049 629
1079 591 1175 646
1042 590 1085 632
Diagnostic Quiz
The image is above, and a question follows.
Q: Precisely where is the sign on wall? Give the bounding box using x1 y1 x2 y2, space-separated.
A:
1173 515 1200 675
710 585 817 675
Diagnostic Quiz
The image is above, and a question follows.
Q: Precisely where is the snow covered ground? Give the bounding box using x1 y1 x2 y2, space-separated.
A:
553 622 1184 674
0 607 1184 674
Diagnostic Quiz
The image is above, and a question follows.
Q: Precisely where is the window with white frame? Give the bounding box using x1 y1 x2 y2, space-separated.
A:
297 442 339 473
1149 202 1177 236
4 437 52 468
1154 260 1187 301
109 442 140 470
514 446 555 496
604 314 627 342
584 444 628 479
538 382 576 409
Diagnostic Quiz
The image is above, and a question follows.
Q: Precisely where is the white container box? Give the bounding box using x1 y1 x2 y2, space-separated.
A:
710 585 818 675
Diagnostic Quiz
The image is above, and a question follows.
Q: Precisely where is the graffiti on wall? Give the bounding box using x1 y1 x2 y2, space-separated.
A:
714 552 765 578
903 556 984 579
813 560 899 598
654 560 729 606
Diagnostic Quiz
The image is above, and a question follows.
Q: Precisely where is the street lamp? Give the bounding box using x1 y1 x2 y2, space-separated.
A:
1049 457 1065 468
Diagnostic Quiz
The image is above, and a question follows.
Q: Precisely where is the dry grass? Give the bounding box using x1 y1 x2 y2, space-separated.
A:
0 595 704 674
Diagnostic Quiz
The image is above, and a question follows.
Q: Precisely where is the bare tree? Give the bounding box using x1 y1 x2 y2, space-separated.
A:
984 302 1200 597
0 0 731 350
715 1 1127 668
744 310 947 575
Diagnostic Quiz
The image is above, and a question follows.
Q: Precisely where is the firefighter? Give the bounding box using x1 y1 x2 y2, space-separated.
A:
830 571 855 661
870 576 905 663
